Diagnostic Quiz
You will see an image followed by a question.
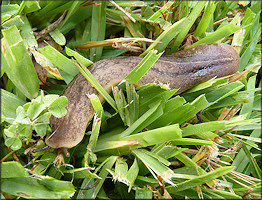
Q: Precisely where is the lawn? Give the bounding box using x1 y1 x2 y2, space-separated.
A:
1 1 261 199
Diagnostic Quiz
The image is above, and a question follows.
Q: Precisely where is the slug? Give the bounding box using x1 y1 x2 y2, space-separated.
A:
45 43 240 149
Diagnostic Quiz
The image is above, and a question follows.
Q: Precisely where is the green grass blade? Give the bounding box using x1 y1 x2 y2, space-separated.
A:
141 18 186 56
90 1 107 62
60 6 92 34
23 1 41 14
240 75 256 118
1 4 20 23
19 15 38 48
167 166 235 192
232 129 261 173
242 145 261 179
84 114 102 166
137 83 178 115
38 44 79 83
72 59 117 111
65 47 93 67
148 1 174 21
121 124 182 147
208 90 250 109
89 94 104 119
92 156 118 198
2 26 39 99
120 50 163 86
113 86 129 126
194 1 217 37
239 26 261 72
205 81 245 103
126 158 139 192
169 1 206 52
58 1 83 29
49 28 66 46
182 121 226 137
171 138 213 146
125 82 139 126
132 149 176 186
173 151 214 189
120 100 163 137
189 23 241 48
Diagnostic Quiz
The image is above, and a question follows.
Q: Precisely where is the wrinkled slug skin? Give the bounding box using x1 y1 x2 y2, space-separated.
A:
46 43 240 148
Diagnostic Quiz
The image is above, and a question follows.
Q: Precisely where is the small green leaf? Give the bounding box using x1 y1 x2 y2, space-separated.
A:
5 137 22 150
17 124 32 137
48 96 68 118
15 106 31 125
43 94 60 107
34 112 52 137
27 100 46 120
4 125 17 138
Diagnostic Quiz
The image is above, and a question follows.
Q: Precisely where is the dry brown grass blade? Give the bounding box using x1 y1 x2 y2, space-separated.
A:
210 160 260 189
112 42 143 52
224 104 241 120
121 16 137 37
35 11 67 41
229 64 261 83
75 37 155 49
109 0 136 23
214 104 241 134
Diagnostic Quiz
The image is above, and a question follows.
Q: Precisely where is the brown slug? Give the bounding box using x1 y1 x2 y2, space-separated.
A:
45 43 240 149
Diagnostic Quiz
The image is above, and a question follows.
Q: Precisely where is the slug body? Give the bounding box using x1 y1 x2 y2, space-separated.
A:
46 43 240 149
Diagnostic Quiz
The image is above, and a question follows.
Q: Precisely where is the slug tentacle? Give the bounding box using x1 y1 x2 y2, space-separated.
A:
45 43 240 149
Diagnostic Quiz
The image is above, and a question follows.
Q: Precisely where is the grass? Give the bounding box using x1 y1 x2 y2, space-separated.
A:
1 1 261 199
